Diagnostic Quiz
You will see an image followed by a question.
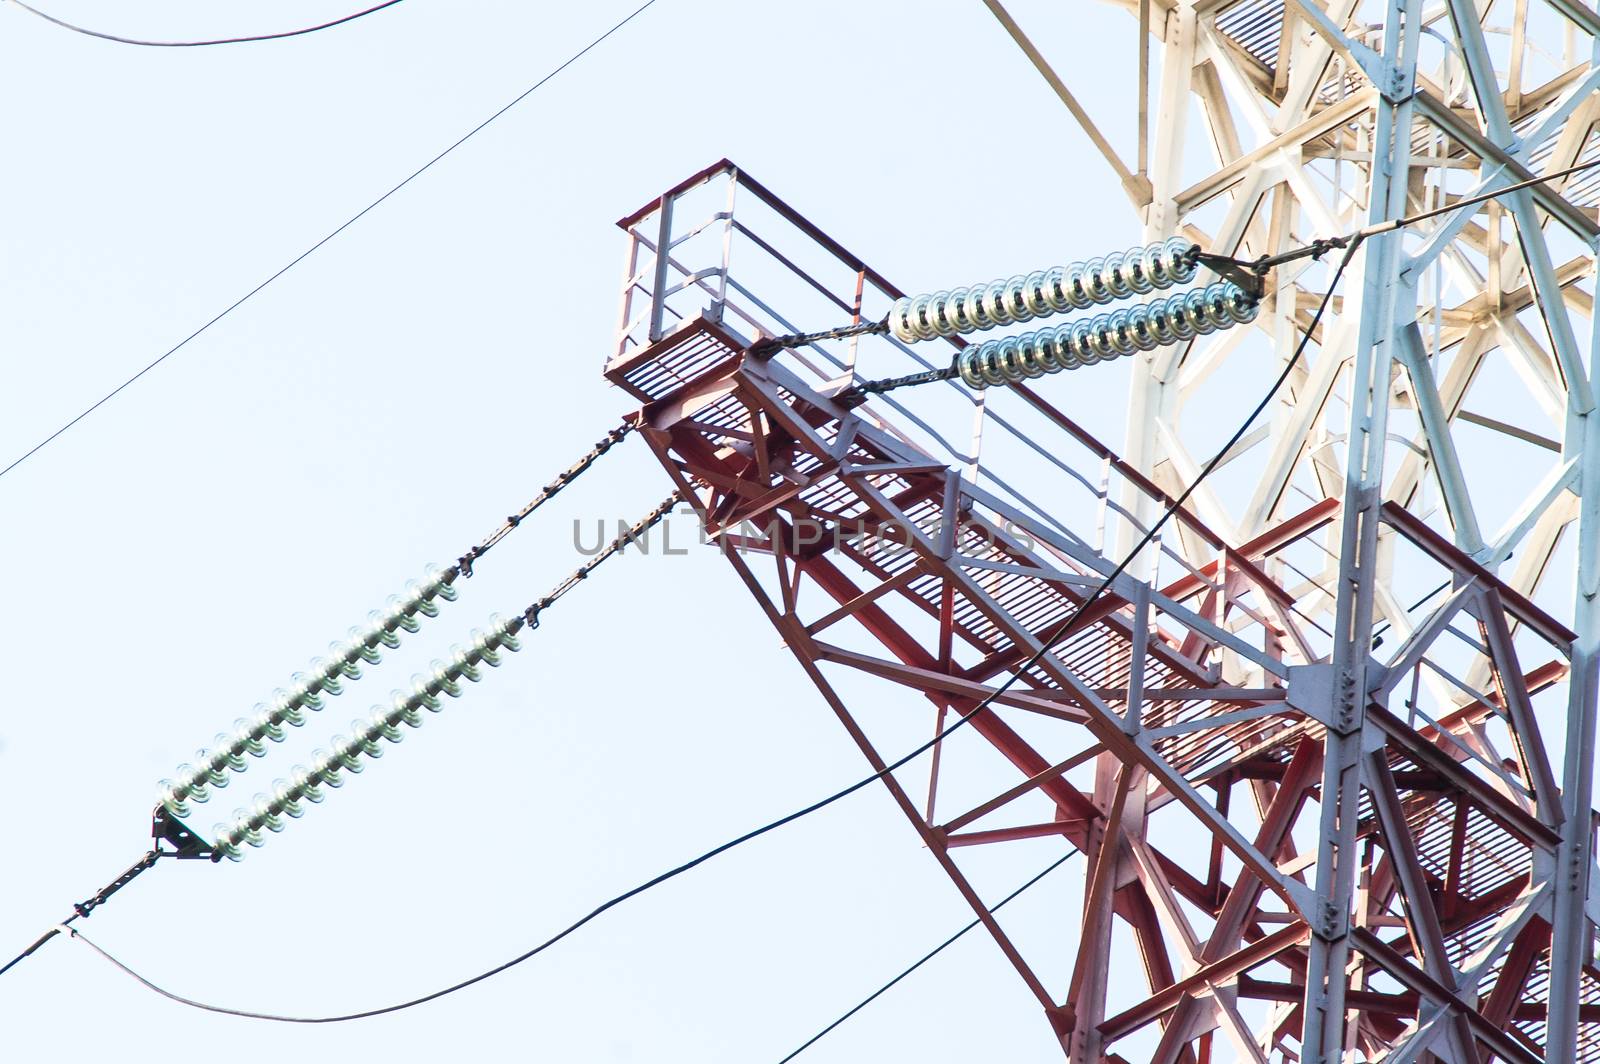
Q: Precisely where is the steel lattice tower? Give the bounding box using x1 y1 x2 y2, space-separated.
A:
605 0 1600 1058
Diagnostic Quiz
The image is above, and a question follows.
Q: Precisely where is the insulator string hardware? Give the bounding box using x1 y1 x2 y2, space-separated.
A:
210 492 684 861
953 281 1260 390
1193 234 1354 296
156 419 638 825
31 153 1599 1011
750 318 890 356
849 363 959 398
522 492 682 630
156 565 460 820
0 848 168 979
456 419 636 577
889 238 1201 343
847 281 1261 399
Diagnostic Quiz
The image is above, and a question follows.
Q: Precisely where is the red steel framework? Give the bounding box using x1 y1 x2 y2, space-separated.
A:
605 160 1599 1062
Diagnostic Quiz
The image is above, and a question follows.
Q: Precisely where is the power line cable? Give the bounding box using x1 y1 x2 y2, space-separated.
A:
0 0 663 484
0 849 168 979
6 0 408 47
774 849 1076 1063
51 239 1361 1022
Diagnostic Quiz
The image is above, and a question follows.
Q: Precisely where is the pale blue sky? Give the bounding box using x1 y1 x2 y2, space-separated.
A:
0 2 1201 1061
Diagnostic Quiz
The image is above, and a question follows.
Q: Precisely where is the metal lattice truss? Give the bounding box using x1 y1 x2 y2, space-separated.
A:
647 366 1581 1064
986 0 1600 1058
604 0 1600 1049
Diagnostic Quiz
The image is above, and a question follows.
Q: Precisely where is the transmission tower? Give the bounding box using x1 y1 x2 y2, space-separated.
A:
604 0 1600 1059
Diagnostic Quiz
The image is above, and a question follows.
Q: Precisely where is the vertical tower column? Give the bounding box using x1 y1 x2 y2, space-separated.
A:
1549 315 1600 1061
1300 5 1421 1056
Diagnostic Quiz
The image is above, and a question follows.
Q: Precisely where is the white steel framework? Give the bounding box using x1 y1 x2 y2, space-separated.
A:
994 0 1600 1058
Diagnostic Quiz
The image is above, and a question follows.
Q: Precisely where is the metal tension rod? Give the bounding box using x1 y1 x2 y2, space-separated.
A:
0 810 214 979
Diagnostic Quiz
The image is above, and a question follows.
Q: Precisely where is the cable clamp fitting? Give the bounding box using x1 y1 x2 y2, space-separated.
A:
1194 252 1266 302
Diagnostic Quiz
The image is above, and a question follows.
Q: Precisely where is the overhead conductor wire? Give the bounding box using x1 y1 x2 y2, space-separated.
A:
0 850 164 979
0 0 663 483
49 235 1363 1024
6 0 409 47
774 849 1077 1063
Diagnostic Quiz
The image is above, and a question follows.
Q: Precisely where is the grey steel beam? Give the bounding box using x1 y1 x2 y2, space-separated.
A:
1300 3 1421 1059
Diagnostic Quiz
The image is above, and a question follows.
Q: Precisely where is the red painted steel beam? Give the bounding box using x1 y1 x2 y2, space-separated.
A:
614 166 1600 1061
1381 502 1577 646
1099 922 1311 1043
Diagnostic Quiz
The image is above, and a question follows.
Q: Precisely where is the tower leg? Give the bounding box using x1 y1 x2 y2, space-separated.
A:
1300 2 1421 1057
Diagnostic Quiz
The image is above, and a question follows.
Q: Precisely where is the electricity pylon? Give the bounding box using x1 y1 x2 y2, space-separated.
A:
609 0 1600 1053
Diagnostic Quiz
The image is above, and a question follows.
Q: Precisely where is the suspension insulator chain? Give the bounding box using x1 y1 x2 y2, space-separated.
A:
158 418 642 829
954 281 1260 390
211 613 529 860
889 237 1202 344
850 281 1260 397
457 418 637 576
157 565 461 821
212 492 687 861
